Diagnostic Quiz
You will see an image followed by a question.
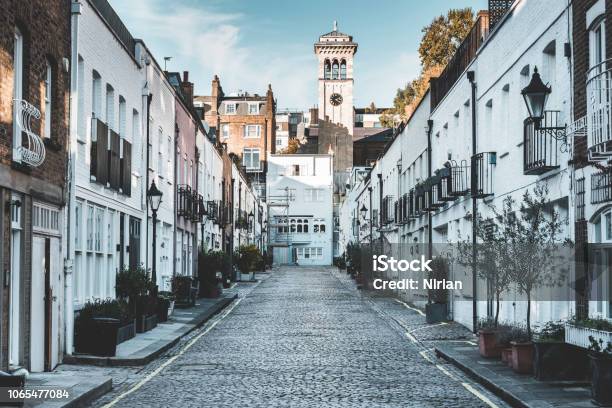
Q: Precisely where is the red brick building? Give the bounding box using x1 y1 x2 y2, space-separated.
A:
0 0 70 372
195 76 276 192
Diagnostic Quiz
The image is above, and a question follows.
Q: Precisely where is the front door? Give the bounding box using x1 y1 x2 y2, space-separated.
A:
31 235 61 372
129 217 141 271
8 196 22 368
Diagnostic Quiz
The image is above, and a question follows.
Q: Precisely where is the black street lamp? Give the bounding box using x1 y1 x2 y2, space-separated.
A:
360 204 368 220
248 210 254 237
521 66 551 127
147 181 163 290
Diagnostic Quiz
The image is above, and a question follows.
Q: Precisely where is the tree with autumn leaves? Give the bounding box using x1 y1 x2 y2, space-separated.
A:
380 8 474 127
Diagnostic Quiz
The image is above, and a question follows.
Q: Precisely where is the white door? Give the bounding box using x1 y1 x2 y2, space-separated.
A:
30 236 45 372
30 235 62 372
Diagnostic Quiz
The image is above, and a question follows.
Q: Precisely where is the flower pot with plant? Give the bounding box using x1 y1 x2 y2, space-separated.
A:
425 257 448 324
236 245 263 282
533 321 588 381
506 325 533 374
74 299 132 356
477 318 503 358
588 336 612 406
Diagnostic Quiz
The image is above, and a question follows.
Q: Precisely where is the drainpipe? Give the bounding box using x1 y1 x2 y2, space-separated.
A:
144 92 153 274
231 177 236 280
467 70 478 333
377 173 383 249
64 0 82 357
427 120 433 262
368 186 373 254
173 124 179 277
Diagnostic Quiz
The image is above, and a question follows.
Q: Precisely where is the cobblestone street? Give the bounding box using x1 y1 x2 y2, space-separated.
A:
87 267 507 408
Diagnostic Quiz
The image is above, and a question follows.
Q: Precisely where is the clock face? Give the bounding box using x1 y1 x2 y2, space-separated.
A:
330 93 343 106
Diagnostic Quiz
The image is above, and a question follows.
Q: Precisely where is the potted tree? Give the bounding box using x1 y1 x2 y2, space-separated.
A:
425 257 449 324
588 336 612 406
115 266 154 333
198 250 222 298
236 245 262 281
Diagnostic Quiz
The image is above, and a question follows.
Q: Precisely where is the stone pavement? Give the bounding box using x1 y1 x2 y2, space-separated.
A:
83 266 508 408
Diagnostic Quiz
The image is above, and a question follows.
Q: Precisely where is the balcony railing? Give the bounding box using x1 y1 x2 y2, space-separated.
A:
449 160 470 197
587 59 612 159
382 195 395 225
471 152 496 199
591 169 612 204
13 99 45 167
435 167 455 203
523 112 561 175
177 185 193 218
207 201 218 222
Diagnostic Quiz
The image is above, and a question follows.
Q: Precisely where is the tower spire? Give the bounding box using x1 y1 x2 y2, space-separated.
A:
333 20 337 32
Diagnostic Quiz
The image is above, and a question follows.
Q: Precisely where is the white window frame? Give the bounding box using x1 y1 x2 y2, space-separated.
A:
44 60 52 139
590 16 606 69
13 27 23 161
244 124 261 139
105 84 115 129
225 103 236 115
221 123 229 139
243 148 261 171
248 103 260 115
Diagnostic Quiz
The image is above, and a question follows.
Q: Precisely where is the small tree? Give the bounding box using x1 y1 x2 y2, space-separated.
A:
503 184 569 339
279 138 301 154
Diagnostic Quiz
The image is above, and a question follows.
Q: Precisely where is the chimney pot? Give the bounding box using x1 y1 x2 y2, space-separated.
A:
183 71 189 82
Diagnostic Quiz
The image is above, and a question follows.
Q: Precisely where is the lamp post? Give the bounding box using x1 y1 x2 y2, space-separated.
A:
521 66 551 129
147 181 163 291
248 210 254 243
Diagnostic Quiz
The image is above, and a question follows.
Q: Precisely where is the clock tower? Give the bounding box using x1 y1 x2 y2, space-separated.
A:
315 21 357 136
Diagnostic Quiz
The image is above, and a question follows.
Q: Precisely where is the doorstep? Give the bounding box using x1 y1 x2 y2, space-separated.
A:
435 343 594 408
10 370 111 408
64 294 237 367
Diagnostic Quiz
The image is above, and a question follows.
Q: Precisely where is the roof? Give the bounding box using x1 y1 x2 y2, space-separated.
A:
354 108 390 114
320 30 352 40
353 127 392 142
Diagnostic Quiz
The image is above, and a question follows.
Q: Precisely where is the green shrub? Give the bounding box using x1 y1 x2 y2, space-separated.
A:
76 298 131 325
235 245 263 273
535 321 565 342
115 266 154 300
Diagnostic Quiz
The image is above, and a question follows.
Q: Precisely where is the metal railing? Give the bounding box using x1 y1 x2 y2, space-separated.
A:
591 169 612 204
471 152 496 199
587 59 612 159
523 112 560 175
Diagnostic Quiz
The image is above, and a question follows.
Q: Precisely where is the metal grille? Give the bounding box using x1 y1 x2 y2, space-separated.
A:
449 160 470 197
471 152 496 199
591 169 612 204
489 0 514 29
523 112 561 175
576 177 585 221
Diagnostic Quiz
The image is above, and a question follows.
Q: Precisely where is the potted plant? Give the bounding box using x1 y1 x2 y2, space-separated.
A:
74 299 132 356
588 336 612 406
477 317 502 358
198 251 222 298
236 245 262 281
172 275 197 307
508 325 532 374
115 266 154 332
425 257 449 324
159 291 175 317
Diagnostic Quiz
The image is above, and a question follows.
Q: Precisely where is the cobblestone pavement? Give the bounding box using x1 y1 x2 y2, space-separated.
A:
82 267 508 408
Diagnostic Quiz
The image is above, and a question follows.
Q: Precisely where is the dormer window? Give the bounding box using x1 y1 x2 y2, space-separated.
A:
225 103 236 115
248 103 259 115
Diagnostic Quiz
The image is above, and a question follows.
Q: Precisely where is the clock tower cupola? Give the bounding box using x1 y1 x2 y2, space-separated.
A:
314 21 357 135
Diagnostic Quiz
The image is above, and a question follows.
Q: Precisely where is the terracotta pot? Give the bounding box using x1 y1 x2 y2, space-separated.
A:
501 348 513 366
479 330 501 358
511 342 534 374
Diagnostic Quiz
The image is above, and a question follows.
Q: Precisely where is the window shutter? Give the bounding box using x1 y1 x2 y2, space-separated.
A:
92 118 109 185
109 130 121 190
122 140 132 196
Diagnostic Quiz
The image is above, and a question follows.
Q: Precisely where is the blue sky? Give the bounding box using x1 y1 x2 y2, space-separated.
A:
109 0 487 110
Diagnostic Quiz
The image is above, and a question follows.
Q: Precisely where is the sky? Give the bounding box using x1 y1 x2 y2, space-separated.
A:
109 0 487 110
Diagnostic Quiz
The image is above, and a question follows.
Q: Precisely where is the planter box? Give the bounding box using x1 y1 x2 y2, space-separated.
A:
511 342 534 374
143 315 157 332
501 348 513 366
0 372 25 407
425 303 448 324
75 318 120 356
116 320 136 345
478 330 502 358
590 354 612 406
566 323 612 350
533 341 589 381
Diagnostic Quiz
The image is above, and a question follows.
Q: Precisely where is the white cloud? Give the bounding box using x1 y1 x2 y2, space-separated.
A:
109 0 316 108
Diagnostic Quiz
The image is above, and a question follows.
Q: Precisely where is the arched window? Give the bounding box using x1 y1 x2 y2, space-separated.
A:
297 219 303 233
324 60 331 79
340 60 347 79
332 60 339 79
290 219 296 233
303 219 309 233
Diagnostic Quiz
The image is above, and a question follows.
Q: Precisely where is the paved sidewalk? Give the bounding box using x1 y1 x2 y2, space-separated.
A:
435 344 593 408
64 294 237 366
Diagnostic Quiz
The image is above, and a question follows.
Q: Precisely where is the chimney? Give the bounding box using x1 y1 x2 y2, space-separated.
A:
211 75 221 116
180 71 194 107
309 107 319 125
